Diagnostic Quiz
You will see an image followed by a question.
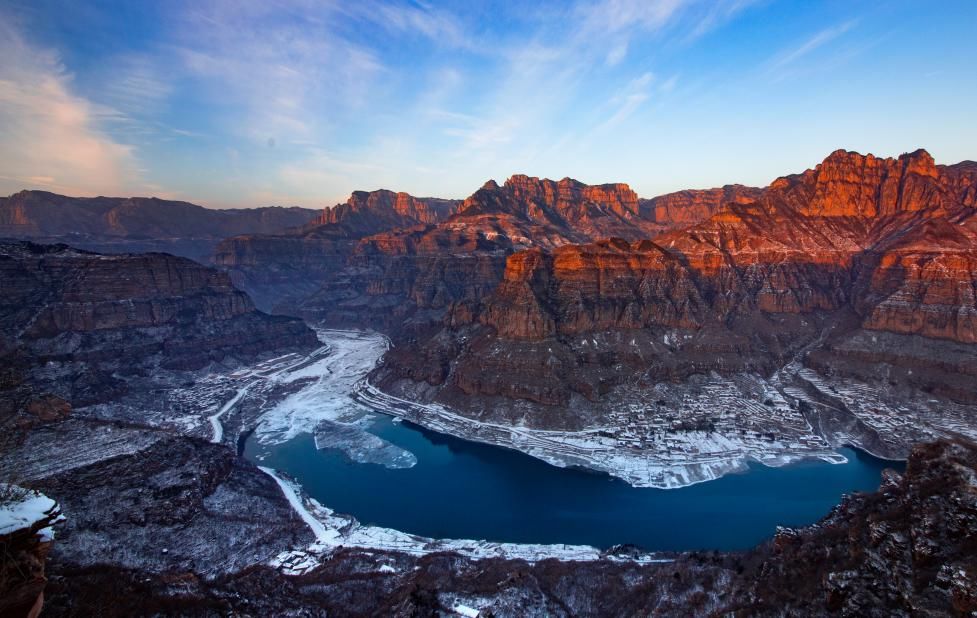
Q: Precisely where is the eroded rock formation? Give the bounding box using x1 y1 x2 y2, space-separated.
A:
377 149 977 416
218 175 746 324
0 241 318 407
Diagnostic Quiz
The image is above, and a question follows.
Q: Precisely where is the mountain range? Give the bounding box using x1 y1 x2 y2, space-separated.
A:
209 150 977 431
0 190 318 261
3 148 977 616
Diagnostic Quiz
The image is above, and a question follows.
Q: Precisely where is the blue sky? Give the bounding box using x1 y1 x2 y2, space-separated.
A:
1 0 975 208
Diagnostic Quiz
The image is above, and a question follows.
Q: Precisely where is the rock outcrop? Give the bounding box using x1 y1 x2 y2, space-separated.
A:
639 184 762 227
0 190 318 261
214 189 463 313
730 438 977 616
0 488 62 618
315 189 460 232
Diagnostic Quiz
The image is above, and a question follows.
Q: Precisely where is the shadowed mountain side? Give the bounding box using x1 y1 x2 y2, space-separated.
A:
0 191 318 261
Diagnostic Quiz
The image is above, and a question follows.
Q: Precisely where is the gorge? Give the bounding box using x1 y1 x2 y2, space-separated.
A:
2 148 977 616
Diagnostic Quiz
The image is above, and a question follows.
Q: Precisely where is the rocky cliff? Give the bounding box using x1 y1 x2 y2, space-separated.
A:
218 176 745 324
375 149 977 418
0 488 61 618
214 189 463 313
0 190 317 261
640 184 762 227
315 189 460 232
0 241 317 409
729 438 977 616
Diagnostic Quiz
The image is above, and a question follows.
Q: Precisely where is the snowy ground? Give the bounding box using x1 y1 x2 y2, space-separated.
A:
0 485 63 541
791 366 977 456
356 380 846 489
250 330 415 469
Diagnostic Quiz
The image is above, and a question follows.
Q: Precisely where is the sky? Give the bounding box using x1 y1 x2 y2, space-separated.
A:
0 0 975 209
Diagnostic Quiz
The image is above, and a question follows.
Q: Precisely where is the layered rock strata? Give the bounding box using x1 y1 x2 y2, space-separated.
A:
0 241 318 408
376 149 977 423
218 176 747 324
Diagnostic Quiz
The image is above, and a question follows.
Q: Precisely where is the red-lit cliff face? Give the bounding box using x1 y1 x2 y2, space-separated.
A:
374 149 977 410
283 176 649 329
640 184 762 227
315 189 460 233
218 175 737 324
353 175 653 256
470 149 977 341
459 175 640 228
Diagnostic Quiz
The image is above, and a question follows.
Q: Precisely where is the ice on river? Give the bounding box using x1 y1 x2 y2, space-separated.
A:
254 330 416 469
314 419 417 468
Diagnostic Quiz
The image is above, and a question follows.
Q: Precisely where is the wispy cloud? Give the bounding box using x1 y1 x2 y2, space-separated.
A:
685 0 761 41
0 18 141 196
768 19 858 72
576 0 688 34
594 72 655 133
173 1 384 146
352 1 471 49
430 0 737 166
577 0 761 65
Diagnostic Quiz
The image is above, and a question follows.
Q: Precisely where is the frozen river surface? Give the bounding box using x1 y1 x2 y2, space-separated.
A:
246 330 900 551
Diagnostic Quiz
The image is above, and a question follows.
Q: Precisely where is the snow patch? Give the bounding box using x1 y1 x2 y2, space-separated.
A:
453 604 481 617
207 385 250 444
0 486 62 539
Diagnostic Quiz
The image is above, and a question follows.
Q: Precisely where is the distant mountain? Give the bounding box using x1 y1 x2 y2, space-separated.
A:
216 176 748 316
314 189 462 236
0 190 318 261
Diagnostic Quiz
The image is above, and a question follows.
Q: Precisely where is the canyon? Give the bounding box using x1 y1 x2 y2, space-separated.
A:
359 150 977 485
2 147 977 616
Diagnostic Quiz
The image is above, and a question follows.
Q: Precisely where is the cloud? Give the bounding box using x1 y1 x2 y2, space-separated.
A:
685 0 761 41
0 0 764 206
99 54 172 118
589 72 655 137
768 20 858 71
270 148 388 206
606 40 629 66
577 0 688 34
0 18 140 196
357 1 470 49
173 1 384 145
580 0 760 35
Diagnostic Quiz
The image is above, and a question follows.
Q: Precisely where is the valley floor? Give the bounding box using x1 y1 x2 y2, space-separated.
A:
8 327 975 585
